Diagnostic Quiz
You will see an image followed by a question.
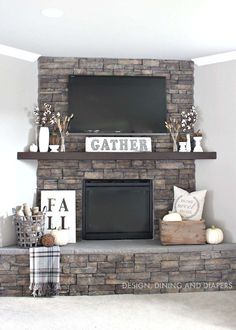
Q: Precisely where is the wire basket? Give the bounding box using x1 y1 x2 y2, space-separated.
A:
14 214 45 248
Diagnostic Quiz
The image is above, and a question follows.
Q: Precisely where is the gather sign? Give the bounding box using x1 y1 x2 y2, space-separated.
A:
85 137 152 152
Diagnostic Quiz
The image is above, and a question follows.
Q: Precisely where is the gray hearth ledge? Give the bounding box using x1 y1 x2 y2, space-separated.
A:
1 240 236 255
1 240 236 296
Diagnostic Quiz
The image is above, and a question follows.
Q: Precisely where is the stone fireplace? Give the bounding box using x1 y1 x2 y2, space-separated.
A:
37 56 195 241
37 155 195 240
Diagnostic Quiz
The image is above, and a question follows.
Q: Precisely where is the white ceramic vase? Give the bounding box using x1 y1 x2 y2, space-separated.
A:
39 127 49 152
186 133 191 152
193 136 203 152
49 145 59 152
179 142 187 152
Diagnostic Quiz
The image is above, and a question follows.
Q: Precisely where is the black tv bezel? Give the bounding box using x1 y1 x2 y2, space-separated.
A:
68 74 167 135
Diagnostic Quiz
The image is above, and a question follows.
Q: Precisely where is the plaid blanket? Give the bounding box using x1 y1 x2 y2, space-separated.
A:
29 246 60 297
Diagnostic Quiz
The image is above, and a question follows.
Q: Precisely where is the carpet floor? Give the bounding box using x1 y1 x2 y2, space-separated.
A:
0 291 235 330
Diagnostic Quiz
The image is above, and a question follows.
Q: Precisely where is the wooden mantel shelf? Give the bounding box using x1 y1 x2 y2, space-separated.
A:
17 152 217 161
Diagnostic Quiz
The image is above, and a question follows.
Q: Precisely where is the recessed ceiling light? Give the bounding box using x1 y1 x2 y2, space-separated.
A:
0 44 40 62
41 8 64 18
192 51 236 66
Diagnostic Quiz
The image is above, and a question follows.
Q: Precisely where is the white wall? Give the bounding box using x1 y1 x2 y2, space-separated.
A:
0 54 38 246
195 61 236 243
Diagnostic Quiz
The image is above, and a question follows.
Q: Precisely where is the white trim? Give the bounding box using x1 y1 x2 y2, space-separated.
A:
0 44 40 62
192 51 236 66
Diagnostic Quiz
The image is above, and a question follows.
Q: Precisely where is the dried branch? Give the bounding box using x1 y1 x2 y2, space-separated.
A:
56 112 74 136
165 117 181 134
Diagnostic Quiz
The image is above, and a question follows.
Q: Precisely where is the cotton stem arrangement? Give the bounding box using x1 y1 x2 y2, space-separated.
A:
181 106 198 133
34 103 57 127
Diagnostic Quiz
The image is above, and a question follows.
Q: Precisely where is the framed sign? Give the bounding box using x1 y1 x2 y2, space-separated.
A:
85 137 152 152
41 190 76 243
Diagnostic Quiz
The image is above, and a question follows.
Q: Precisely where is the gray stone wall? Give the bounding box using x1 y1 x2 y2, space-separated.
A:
37 159 195 240
37 56 195 240
1 249 235 296
38 57 194 117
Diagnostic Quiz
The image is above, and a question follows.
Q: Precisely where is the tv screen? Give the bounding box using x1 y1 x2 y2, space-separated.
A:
68 75 166 133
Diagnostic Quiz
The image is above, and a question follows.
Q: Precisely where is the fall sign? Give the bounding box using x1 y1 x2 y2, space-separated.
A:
41 190 76 243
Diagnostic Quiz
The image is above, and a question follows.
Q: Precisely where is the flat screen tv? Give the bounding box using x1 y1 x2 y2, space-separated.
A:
68 75 166 134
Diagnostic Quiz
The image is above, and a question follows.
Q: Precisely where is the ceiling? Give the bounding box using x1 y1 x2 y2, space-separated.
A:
0 0 236 60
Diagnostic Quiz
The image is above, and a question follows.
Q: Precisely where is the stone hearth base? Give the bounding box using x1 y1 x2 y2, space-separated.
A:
0 241 235 296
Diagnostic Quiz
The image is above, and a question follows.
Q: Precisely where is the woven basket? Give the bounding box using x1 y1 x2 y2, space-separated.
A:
14 214 45 248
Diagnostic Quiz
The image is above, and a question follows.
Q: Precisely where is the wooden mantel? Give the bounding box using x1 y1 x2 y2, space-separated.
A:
17 152 217 161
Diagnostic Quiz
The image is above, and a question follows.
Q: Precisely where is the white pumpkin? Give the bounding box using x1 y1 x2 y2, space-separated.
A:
206 225 224 244
163 212 182 221
51 229 69 246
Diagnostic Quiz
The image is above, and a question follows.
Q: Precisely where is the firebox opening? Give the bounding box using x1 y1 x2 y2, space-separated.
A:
83 180 153 240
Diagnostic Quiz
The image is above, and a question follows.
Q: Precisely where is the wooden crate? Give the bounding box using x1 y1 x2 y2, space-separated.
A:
159 219 206 245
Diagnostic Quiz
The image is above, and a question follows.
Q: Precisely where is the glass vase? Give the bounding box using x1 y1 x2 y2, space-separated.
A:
170 132 179 152
60 133 66 152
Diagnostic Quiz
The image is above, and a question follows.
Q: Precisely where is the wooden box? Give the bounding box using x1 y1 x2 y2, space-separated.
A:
159 219 206 245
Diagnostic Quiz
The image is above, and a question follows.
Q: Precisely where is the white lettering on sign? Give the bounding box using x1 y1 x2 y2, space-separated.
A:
86 137 152 152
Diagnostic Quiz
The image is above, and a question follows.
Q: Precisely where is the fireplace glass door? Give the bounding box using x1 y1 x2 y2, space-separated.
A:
83 180 153 239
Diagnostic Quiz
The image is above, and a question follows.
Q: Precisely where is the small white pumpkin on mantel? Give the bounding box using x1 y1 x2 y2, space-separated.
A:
163 212 182 222
206 225 224 244
51 228 69 246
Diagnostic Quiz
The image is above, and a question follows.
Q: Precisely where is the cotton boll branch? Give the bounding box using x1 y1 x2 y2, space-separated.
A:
181 106 198 133
34 103 57 128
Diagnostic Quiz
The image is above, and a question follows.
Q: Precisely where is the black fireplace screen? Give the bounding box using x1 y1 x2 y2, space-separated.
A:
83 180 153 239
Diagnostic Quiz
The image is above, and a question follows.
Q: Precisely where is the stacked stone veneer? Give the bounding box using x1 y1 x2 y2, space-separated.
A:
37 159 195 240
38 56 194 116
38 56 194 152
1 248 236 296
37 57 195 240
